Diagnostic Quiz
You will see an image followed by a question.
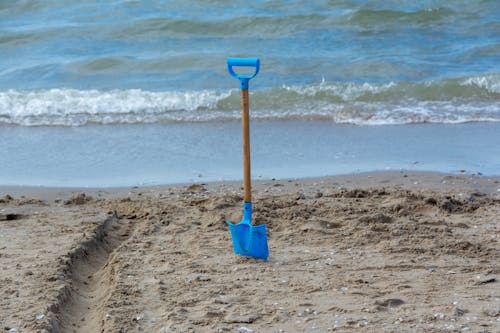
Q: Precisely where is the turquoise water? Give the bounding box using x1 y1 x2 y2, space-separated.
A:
0 1 499 185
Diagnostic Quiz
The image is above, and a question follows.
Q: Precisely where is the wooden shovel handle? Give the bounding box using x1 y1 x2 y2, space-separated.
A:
241 88 251 203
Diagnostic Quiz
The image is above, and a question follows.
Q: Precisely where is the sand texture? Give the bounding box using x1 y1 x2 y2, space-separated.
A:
1 172 499 332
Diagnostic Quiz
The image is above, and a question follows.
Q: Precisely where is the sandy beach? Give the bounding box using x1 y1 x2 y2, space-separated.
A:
2 0 500 332
1 171 499 332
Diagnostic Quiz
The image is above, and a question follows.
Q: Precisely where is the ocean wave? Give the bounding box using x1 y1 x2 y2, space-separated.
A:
279 75 500 101
0 89 233 126
461 75 500 94
341 7 456 30
0 75 499 126
108 14 331 39
105 8 458 39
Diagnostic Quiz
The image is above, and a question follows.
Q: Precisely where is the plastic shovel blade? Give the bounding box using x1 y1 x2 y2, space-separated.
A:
227 203 269 260
227 222 268 260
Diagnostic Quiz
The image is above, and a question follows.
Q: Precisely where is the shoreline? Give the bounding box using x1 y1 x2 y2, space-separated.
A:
1 171 500 202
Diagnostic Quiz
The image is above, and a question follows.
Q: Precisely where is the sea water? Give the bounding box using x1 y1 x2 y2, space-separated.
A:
1 0 499 186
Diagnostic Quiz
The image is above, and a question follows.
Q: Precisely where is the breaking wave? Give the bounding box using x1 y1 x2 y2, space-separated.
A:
0 74 499 126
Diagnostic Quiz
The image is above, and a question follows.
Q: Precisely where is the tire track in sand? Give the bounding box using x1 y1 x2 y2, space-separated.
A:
48 214 134 333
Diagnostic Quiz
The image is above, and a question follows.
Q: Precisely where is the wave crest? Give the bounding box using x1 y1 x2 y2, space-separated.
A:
1 74 499 126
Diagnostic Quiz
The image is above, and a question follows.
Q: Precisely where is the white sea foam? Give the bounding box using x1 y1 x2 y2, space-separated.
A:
282 81 398 101
461 74 500 94
0 89 233 126
331 101 500 125
1 78 499 126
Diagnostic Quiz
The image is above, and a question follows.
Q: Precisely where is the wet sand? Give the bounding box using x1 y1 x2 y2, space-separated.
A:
2 121 500 187
1 171 499 332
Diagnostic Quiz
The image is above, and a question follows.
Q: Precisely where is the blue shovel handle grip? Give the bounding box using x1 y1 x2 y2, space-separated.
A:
227 57 260 89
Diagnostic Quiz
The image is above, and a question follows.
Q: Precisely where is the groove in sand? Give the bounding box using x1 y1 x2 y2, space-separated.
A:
48 214 134 333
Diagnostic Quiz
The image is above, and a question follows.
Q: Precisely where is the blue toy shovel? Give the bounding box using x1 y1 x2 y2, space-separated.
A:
226 57 269 260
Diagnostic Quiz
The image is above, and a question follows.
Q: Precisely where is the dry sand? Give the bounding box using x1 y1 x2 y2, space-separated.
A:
1 171 499 332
